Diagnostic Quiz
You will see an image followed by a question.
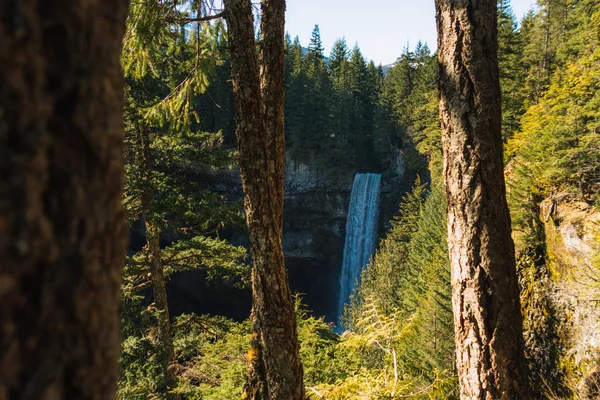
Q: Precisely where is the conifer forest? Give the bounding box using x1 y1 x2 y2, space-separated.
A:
2 0 600 399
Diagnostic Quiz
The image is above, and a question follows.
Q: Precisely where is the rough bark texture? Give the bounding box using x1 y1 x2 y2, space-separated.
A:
0 0 129 399
224 0 305 399
434 0 530 398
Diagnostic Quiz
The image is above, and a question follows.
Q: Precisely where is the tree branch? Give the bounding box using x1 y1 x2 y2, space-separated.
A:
165 12 225 24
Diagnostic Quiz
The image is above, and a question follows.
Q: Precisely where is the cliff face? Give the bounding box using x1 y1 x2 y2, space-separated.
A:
167 154 407 322
539 193 600 381
283 159 353 321
540 194 600 281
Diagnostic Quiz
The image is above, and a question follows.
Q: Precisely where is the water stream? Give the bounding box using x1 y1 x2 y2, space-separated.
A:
336 172 382 328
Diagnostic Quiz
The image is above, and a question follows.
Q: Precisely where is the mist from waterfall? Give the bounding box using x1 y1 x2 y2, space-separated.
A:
336 173 382 329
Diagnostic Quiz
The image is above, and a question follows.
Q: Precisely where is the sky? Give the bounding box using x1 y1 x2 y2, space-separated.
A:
285 0 537 66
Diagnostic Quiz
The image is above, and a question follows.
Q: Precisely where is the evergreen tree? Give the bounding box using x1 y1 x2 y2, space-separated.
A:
306 25 325 68
347 181 457 397
327 38 355 168
519 0 571 106
404 43 440 157
304 25 333 162
285 36 310 161
387 46 416 126
347 46 376 168
380 42 437 176
197 47 237 147
373 68 400 164
119 3 246 397
497 0 526 140
329 37 349 77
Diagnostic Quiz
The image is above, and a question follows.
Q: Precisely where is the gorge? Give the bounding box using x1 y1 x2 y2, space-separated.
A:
162 157 406 324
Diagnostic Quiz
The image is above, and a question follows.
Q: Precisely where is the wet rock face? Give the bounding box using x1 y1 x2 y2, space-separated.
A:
540 193 600 276
166 154 407 322
283 160 354 321
282 156 408 321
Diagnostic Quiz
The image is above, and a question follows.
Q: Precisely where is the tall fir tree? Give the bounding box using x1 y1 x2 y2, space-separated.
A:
119 2 246 397
497 0 526 140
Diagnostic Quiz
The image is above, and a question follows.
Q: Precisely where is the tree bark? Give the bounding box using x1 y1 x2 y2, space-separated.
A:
434 0 530 398
146 221 179 399
139 129 179 399
0 0 129 398
224 0 305 399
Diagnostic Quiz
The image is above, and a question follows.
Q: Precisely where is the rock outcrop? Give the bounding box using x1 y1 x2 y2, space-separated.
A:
540 193 600 392
540 193 600 280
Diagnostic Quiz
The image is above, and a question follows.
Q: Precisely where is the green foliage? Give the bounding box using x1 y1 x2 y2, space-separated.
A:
121 0 247 299
507 43 600 198
122 236 247 301
119 2 249 398
342 180 457 398
504 3 600 398
123 0 226 131
172 315 250 399
312 296 457 400
381 43 439 175
498 0 526 140
284 34 387 171
119 300 168 399
119 311 250 400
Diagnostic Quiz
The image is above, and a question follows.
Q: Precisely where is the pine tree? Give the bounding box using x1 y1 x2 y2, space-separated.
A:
285 36 309 161
120 3 246 397
497 0 526 140
519 0 570 106
389 46 416 126
327 38 355 168
304 25 333 162
307 25 325 69
329 38 349 77
404 42 440 158
348 182 457 396
347 46 376 168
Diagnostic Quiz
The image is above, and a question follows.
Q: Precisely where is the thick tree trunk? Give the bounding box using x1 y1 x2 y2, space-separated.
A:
0 1 129 398
434 0 530 398
224 0 305 399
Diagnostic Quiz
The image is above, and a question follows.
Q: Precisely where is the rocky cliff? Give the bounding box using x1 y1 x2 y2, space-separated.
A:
540 193 600 384
540 193 600 282
167 153 408 322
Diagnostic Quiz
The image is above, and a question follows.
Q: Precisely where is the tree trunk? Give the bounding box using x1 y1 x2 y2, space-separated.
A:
146 221 179 399
0 1 129 398
139 129 179 399
434 0 530 398
224 0 305 399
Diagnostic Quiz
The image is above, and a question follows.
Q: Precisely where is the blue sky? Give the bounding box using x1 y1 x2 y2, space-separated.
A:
285 0 537 66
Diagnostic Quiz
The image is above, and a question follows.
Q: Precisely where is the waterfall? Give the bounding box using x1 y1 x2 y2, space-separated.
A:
336 172 382 328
